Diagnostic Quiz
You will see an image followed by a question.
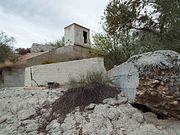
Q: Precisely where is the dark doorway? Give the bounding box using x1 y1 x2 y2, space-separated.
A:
83 31 87 44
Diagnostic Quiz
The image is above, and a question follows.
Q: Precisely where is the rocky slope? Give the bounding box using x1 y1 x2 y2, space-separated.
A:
0 87 180 135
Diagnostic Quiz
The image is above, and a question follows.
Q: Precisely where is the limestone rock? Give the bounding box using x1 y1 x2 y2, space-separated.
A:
0 84 180 135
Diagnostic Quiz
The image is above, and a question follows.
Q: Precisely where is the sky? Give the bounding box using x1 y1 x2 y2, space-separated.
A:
0 0 109 48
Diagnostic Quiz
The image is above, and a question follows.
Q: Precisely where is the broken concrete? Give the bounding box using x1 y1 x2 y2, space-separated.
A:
109 50 180 119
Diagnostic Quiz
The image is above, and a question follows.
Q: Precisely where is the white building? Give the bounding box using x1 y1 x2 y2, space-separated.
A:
64 23 90 47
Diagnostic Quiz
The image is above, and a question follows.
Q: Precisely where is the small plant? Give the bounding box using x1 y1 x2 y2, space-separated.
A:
68 70 111 88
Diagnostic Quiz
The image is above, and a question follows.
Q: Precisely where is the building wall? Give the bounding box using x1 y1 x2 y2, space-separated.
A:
64 25 75 46
25 45 92 67
64 24 90 46
108 62 139 102
2 68 25 87
25 57 106 86
74 25 90 46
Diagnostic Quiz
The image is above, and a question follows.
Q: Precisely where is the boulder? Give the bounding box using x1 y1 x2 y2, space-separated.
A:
109 50 180 119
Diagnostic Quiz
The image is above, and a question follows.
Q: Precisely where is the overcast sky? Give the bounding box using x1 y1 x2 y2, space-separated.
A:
0 0 109 48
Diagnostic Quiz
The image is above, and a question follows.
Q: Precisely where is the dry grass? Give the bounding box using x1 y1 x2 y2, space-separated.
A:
68 70 110 88
52 82 120 123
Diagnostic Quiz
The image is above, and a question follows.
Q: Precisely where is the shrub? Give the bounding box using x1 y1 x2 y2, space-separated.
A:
15 48 30 55
52 82 120 123
68 70 110 88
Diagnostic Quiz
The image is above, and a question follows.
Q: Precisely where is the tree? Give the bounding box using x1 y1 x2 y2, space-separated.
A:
49 37 65 48
92 33 130 69
0 32 16 63
103 0 180 52
15 48 30 55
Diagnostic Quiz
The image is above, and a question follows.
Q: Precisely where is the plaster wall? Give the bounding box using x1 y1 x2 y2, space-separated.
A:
74 25 90 46
64 25 75 46
25 57 106 86
108 62 139 102
2 68 25 87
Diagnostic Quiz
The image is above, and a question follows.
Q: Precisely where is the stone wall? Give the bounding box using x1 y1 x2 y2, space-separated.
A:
2 68 25 87
25 57 106 86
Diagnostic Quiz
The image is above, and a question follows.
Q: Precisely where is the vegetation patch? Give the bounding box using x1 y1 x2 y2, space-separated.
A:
68 70 110 88
52 82 120 123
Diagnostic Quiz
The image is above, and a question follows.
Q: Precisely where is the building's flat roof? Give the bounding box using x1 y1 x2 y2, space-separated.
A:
64 23 90 30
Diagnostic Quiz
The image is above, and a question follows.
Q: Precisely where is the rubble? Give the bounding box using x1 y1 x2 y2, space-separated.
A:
0 50 180 135
0 85 180 135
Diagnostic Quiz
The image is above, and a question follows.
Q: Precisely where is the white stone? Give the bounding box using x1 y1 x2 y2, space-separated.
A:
17 109 36 120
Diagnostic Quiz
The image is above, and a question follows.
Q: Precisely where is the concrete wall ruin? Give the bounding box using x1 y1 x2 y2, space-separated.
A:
2 68 25 87
108 50 180 103
25 57 106 86
108 63 139 102
26 45 92 67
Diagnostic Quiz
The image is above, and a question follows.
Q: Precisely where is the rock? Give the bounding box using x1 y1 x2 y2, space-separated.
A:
17 109 36 120
109 50 180 119
85 103 96 110
103 94 128 105
0 87 63 135
0 115 8 124
25 122 39 132
46 120 60 134
133 112 144 123
0 83 180 135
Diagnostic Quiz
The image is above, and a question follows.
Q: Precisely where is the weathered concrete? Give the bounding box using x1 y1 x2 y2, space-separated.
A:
108 50 180 102
108 63 139 102
26 45 92 67
2 68 25 87
25 57 106 86
64 23 90 46
109 50 180 119
1 45 94 87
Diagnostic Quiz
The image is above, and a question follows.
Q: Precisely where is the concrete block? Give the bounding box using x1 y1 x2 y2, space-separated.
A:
108 62 139 102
